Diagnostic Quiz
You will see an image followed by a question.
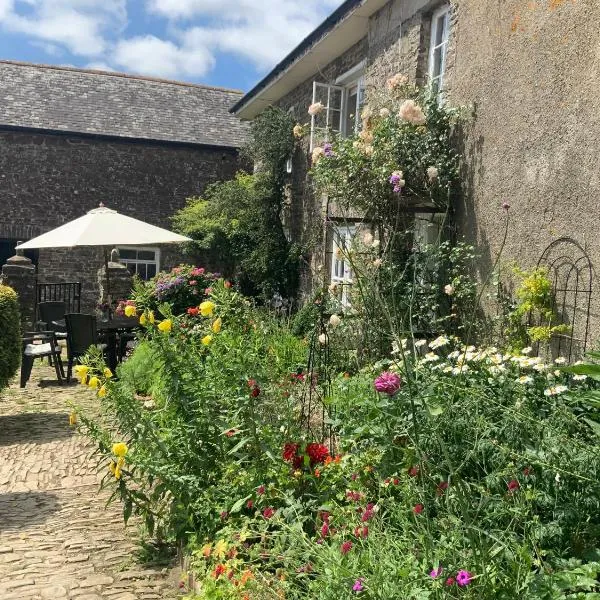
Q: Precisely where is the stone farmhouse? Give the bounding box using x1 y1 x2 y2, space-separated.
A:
232 0 600 350
0 60 248 310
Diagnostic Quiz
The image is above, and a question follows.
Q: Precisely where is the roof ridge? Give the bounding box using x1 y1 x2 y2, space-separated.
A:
0 59 244 95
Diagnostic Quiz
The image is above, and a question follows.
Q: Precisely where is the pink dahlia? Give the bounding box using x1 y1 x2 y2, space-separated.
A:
456 570 472 587
374 371 402 395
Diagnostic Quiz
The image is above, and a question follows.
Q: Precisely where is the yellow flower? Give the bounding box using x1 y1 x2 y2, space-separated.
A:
158 319 172 333
140 310 155 326
80 375 88 386
98 385 107 398
69 411 77 426
213 539 228 559
124 305 137 317
103 367 113 379
212 318 222 334
74 365 89 378
202 335 213 346
88 376 100 389
199 301 215 317
117 456 125 468
112 442 128 457
109 460 116 475
114 466 122 480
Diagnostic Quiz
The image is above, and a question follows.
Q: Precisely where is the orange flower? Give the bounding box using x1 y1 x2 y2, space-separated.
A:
240 570 254 586
314 469 321 478
334 455 342 464
324 456 333 466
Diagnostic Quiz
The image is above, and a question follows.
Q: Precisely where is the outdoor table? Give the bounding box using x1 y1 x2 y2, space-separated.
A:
97 316 140 372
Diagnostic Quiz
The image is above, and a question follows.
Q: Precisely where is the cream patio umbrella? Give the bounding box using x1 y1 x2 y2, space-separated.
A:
17 204 192 311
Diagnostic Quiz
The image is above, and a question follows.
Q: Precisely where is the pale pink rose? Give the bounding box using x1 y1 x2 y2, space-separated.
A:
386 73 409 90
398 100 426 125
308 102 325 116
427 166 439 181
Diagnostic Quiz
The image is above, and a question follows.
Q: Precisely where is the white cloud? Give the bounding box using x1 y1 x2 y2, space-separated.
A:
148 0 346 70
0 0 127 57
113 35 215 78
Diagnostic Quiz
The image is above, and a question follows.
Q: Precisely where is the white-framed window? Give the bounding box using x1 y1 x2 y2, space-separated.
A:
309 61 366 150
428 5 451 97
286 105 294 173
330 224 355 307
118 246 160 280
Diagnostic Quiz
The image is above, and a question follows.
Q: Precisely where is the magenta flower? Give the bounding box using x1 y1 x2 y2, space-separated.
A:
352 578 364 592
507 479 520 493
456 570 472 587
430 566 443 579
374 371 402 396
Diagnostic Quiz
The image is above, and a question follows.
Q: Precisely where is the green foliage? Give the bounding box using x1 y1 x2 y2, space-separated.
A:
0 284 20 390
505 267 570 349
311 85 461 217
173 106 299 300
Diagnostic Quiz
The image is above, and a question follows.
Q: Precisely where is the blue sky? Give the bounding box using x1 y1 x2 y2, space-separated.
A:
0 0 344 91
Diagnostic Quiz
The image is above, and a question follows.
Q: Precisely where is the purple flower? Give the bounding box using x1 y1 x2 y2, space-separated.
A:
374 371 402 396
352 578 364 592
323 143 334 157
456 570 472 587
430 566 443 579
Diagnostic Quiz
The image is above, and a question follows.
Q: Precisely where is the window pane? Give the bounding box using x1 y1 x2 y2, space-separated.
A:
330 88 343 111
125 263 136 276
330 109 341 133
432 47 443 78
435 14 447 46
345 90 358 136
137 250 156 261
147 264 157 279
119 249 136 260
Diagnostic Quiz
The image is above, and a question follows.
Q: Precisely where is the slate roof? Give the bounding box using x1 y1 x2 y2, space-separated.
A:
0 60 249 148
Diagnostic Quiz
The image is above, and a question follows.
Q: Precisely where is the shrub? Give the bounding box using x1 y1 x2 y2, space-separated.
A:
0 284 20 390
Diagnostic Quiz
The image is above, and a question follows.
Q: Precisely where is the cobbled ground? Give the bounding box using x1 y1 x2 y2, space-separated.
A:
0 363 180 600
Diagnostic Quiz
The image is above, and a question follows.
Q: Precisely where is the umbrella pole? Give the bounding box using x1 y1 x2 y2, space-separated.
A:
104 247 112 319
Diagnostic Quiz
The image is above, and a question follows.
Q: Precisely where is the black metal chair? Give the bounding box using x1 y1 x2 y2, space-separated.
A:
37 301 68 339
20 331 65 387
64 313 106 382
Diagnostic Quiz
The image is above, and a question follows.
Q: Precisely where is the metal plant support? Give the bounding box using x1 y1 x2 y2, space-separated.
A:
532 238 592 361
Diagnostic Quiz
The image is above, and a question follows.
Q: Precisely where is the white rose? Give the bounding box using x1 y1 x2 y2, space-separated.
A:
329 314 341 328
444 284 454 295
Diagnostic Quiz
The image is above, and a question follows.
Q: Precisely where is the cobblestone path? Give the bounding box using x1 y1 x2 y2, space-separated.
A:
0 365 180 600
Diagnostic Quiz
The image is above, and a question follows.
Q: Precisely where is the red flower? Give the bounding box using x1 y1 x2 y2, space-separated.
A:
361 504 375 522
246 500 254 509
250 385 260 398
413 503 424 515
507 479 520 493
220 511 229 520
445 577 456 586
408 465 420 477
189 280 197 286
523 467 532 476
225 429 237 437
247 379 256 388
393 477 400 485
213 564 226 578
340 540 353 555
263 507 275 519
257 485 265 495
436 481 449 495
320 522 329 537
187 307 199 316
282 443 299 463
346 490 364 502
306 443 329 466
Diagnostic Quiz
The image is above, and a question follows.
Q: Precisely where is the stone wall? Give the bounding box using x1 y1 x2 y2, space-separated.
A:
0 129 243 311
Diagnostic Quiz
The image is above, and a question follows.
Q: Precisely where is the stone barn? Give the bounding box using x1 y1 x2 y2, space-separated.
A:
0 60 248 311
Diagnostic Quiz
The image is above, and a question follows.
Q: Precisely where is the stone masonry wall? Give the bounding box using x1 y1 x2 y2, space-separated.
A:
0 129 242 311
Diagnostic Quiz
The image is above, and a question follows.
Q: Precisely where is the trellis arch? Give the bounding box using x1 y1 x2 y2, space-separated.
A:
533 237 593 361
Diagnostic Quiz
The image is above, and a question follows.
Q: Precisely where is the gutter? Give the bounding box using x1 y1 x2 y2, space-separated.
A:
0 124 243 152
230 0 364 115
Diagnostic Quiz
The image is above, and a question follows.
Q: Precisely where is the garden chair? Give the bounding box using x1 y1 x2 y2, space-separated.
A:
37 301 68 339
20 330 65 387
64 313 106 382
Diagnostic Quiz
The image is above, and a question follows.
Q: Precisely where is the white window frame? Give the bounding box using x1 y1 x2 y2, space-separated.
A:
336 61 366 137
286 105 294 173
117 246 160 280
428 5 451 98
330 224 355 307
310 81 344 151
